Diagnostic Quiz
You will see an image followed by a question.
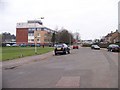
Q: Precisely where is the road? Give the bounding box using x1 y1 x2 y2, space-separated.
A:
3 47 118 88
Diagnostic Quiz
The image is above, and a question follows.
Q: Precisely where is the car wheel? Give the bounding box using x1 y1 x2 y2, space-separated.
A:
68 51 70 54
63 50 66 54
55 52 57 55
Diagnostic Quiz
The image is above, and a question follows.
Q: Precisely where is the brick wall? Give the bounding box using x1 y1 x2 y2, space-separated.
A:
16 28 28 44
34 30 48 44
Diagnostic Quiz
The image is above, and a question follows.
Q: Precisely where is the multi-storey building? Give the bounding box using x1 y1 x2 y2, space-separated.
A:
16 20 55 45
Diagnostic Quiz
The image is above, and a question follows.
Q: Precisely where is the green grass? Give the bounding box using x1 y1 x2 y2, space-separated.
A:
2 46 54 61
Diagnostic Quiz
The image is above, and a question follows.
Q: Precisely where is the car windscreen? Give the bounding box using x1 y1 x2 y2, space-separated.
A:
109 45 119 47
94 45 100 48
55 45 63 48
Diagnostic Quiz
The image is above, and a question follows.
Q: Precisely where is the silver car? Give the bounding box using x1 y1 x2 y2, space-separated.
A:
91 45 100 50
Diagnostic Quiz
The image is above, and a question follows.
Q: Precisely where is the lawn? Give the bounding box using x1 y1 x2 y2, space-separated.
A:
2 46 54 61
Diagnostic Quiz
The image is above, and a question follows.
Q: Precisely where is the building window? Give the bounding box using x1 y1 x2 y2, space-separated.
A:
28 29 34 33
32 28 36 30
41 28 44 31
28 39 34 42
37 28 41 30
37 39 40 42
44 33 48 37
37 33 40 37
31 39 34 41
28 33 34 36
28 28 36 31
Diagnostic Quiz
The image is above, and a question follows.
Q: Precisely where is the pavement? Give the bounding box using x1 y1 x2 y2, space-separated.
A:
2 51 54 69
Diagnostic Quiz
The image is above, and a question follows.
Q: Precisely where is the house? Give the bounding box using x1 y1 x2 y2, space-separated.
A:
82 40 93 44
103 30 120 43
16 20 56 45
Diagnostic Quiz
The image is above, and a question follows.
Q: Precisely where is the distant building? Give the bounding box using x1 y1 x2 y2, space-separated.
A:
16 20 56 45
82 40 93 44
103 30 120 43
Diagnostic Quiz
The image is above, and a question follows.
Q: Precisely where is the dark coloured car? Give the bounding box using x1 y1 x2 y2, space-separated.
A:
36 44 41 47
20 44 27 47
30 44 40 47
107 44 120 52
31 44 35 47
54 43 70 55
73 45 79 49
91 45 100 50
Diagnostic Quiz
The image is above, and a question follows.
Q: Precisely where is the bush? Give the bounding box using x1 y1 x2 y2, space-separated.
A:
115 42 120 46
82 44 91 47
98 43 109 48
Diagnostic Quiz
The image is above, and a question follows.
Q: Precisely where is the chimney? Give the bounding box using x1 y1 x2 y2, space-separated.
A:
116 29 118 32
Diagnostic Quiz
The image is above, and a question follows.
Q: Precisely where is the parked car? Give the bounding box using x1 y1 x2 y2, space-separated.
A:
91 45 100 50
54 43 70 55
73 45 79 49
12 44 19 47
6 44 11 46
20 44 27 47
31 44 35 47
36 44 41 47
107 44 120 52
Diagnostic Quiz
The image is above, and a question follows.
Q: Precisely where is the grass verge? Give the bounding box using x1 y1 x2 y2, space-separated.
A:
2 46 54 61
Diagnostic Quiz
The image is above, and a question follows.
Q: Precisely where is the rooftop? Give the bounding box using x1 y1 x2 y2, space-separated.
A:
16 23 44 28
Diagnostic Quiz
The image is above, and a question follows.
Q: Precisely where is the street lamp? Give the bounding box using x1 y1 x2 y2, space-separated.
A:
35 36 37 54
34 17 44 54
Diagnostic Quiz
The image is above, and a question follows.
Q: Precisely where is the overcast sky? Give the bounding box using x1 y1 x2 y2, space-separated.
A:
0 0 119 40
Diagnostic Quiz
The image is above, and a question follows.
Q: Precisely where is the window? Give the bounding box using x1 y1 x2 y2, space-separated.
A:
44 34 47 37
41 28 44 31
28 29 34 33
37 33 40 37
37 28 41 30
31 39 34 41
37 39 40 42
28 28 36 31
28 33 34 36
28 39 34 42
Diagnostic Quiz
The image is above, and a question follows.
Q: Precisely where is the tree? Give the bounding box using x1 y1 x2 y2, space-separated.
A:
93 39 100 44
2 32 16 42
51 32 56 46
56 29 73 45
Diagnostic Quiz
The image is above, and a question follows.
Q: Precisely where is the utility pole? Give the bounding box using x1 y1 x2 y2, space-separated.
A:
34 17 44 54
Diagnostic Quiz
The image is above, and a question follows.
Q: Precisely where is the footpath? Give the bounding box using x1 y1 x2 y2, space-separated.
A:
1 51 53 69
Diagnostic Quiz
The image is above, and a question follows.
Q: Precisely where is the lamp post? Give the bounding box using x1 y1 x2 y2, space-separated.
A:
69 33 71 45
35 36 37 54
34 17 44 54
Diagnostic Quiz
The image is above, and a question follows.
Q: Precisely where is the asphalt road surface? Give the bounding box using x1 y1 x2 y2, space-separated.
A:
3 47 118 88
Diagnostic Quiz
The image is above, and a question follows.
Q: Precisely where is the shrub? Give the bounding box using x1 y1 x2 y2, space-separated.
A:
82 44 91 47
